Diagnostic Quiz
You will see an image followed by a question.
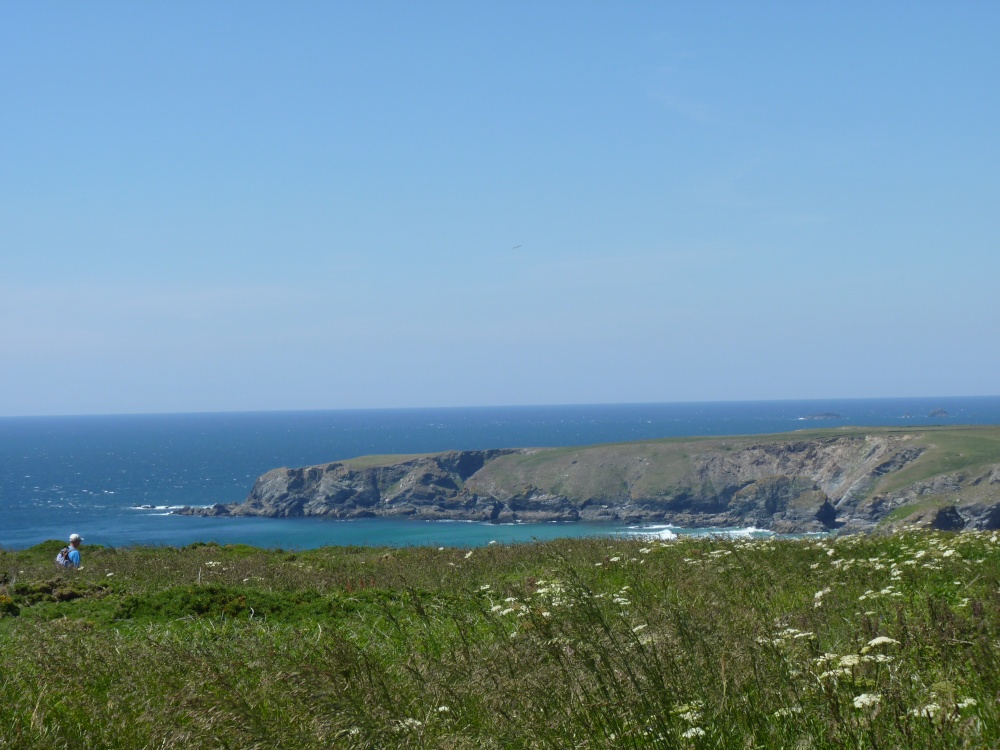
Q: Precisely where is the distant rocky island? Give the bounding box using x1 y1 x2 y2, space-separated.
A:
177 426 1000 534
800 412 842 420
928 408 949 418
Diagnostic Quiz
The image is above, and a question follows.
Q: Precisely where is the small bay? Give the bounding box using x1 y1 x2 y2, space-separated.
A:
2 397 999 550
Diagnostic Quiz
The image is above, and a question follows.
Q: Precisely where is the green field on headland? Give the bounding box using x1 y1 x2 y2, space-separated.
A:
2 532 999 748
196 425 1000 534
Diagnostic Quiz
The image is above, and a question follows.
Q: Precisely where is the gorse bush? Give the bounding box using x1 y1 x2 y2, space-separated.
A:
2 531 999 748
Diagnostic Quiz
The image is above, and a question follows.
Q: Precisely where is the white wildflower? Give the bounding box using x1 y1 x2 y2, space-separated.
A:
958 697 978 709
838 655 861 667
865 636 900 649
853 693 880 709
865 654 894 663
464 550 473 559
819 668 850 680
814 587 831 608
681 727 706 739
910 703 942 718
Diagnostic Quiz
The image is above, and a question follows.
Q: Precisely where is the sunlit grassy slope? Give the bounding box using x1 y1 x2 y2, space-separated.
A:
464 426 1000 503
275 429 1000 515
3 532 1000 748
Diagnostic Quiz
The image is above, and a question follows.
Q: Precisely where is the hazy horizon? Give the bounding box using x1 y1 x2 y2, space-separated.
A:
3 394 998 421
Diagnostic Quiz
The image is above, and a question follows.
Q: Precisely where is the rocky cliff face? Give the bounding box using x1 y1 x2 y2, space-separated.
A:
177 430 1000 533
185 449 526 521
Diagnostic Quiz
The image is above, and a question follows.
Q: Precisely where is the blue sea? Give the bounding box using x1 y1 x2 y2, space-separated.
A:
2 397 999 551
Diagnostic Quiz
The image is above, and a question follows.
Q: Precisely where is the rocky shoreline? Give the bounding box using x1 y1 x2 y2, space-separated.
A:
176 428 1000 534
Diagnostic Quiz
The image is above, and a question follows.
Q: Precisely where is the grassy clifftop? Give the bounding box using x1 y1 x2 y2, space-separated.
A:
3 532 1000 748
466 425 1000 503
201 426 1000 531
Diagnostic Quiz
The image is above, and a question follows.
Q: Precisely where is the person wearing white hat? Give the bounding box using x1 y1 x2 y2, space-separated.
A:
67 533 83 568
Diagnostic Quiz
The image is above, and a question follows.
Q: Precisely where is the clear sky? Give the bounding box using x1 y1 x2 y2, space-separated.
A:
2 2 998 416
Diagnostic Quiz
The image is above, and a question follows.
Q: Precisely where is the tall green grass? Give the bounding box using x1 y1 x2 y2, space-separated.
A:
2 532 999 748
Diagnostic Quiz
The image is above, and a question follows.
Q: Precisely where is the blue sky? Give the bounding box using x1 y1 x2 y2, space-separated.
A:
2 2 998 416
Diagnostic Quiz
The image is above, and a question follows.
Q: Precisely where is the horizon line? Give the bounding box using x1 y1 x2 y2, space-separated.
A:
2 394 999 420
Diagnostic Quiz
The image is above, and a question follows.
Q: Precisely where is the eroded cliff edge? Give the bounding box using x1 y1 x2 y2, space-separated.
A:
176 427 1000 533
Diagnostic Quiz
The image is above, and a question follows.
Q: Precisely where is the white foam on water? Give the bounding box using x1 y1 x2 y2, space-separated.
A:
721 526 773 537
130 504 209 511
624 524 777 540
624 524 678 540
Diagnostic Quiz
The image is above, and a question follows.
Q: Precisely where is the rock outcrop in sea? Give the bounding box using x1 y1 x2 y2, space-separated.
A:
176 427 1000 533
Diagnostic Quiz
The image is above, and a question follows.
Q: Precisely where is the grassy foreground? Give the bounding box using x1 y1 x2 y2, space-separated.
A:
2 532 999 749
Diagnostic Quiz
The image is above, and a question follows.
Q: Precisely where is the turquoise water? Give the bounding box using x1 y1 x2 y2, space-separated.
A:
2 397 998 550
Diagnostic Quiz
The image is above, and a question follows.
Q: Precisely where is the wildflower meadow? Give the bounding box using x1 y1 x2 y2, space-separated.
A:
1 530 998 748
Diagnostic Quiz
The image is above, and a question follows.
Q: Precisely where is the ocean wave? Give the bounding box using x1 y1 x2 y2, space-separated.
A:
625 525 678 540
129 505 188 511
716 526 774 537
625 524 774 540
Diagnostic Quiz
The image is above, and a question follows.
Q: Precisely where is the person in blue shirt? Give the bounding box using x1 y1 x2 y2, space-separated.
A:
66 533 83 568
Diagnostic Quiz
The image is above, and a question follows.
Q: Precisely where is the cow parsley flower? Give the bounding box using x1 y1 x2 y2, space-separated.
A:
865 636 899 648
910 703 942 718
853 693 880 709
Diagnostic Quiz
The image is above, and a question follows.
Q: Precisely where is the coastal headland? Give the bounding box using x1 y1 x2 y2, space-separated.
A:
178 425 1000 533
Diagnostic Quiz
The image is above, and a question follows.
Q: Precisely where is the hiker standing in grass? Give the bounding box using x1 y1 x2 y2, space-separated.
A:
58 533 83 568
